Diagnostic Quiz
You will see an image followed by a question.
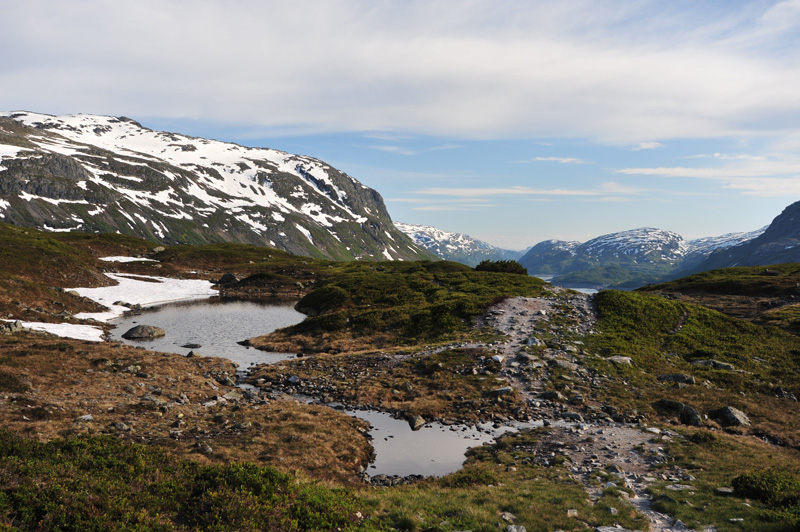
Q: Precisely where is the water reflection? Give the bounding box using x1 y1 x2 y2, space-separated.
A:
109 298 305 369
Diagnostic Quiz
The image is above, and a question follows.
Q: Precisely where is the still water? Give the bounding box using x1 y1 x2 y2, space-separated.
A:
109 298 305 369
110 298 503 477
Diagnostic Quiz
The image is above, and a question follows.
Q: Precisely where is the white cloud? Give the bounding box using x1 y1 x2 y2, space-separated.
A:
631 142 664 151
532 157 588 164
2 1 800 143
615 156 800 197
369 145 416 155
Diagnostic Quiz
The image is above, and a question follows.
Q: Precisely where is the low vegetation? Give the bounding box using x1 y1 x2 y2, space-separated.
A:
248 260 545 352
645 428 800 532
0 430 376 531
582 290 800 444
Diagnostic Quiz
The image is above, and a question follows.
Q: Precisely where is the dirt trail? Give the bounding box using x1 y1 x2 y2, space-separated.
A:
475 293 699 532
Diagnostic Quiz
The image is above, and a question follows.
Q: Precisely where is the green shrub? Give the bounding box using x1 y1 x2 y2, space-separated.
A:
474 260 528 275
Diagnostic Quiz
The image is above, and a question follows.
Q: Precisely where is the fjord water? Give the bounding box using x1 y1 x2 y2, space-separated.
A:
110 297 499 477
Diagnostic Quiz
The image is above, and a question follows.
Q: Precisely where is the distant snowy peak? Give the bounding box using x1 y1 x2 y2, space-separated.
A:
0 111 431 261
579 227 687 261
686 227 767 255
395 222 523 267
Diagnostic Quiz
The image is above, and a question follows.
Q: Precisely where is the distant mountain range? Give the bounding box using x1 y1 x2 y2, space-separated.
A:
0 111 432 261
399 219 771 289
519 226 766 288
395 222 524 267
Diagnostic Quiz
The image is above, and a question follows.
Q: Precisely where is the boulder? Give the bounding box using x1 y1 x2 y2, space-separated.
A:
607 355 632 365
121 325 166 340
658 373 696 385
653 399 703 426
217 273 239 284
710 406 751 427
691 359 736 371
408 415 426 431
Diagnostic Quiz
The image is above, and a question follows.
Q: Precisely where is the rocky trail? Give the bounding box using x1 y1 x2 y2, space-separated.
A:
475 293 704 532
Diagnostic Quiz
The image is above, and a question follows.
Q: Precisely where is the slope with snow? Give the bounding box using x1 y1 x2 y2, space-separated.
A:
0 112 430 261
395 222 524 266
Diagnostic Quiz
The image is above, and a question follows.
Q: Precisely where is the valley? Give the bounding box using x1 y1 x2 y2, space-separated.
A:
0 222 798 531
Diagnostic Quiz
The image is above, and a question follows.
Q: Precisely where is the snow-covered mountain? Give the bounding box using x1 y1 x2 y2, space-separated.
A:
695 200 800 271
519 226 765 288
0 112 431 261
395 222 523 266
519 228 688 274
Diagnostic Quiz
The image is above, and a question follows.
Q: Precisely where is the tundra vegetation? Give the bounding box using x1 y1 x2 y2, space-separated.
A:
0 222 798 531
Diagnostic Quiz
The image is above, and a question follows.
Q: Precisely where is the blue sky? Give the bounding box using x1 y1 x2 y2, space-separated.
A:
4 0 800 249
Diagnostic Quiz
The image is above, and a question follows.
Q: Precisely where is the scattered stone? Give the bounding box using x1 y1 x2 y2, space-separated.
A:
710 406 751 427
715 487 736 497
122 325 166 340
607 356 632 365
506 526 526 532
493 386 515 396
526 336 544 347
75 414 94 423
566 509 578 518
500 511 516 522
193 441 213 455
182 343 202 349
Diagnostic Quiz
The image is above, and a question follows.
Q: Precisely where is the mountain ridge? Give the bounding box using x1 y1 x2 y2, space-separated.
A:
395 221 524 266
0 111 432 261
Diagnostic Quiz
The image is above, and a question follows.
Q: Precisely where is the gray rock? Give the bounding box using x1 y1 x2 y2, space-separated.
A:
217 273 239 284
711 406 751 427
506 526 526 532
75 414 94 423
561 411 584 422
408 415 426 431
541 391 565 401
715 487 736 496
493 386 515 396
653 399 703 426
122 324 166 340
607 355 632 365
691 359 736 371
526 336 544 347
658 373 696 385
549 359 577 371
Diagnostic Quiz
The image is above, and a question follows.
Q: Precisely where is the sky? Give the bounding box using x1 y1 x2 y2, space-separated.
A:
3 0 800 250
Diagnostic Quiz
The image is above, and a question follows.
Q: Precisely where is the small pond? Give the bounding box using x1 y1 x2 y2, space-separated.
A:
109 298 305 369
110 297 528 478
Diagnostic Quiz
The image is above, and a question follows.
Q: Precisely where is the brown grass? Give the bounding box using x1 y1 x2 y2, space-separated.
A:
0 332 372 485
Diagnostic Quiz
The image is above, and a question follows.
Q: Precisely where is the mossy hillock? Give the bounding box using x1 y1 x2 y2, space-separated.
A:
248 260 546 352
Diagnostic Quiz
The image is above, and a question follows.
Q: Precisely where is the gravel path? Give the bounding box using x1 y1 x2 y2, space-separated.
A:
474 293 699 532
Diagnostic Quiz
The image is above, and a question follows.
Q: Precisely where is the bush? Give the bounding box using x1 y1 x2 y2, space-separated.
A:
474 260 528 275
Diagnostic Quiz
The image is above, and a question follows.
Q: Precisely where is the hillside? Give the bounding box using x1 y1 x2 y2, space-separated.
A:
395 221 523 266
0 112 432 261
694 200 800 272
